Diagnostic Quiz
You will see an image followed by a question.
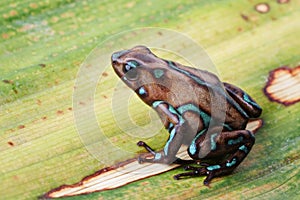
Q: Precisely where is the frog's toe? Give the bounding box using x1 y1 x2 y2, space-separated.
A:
199 162 210 167
174 167 208 180
137 156 145 164
173 174 182 180
183 165 198 171
136 141 156 155
203 171 216 186
137 141 145 147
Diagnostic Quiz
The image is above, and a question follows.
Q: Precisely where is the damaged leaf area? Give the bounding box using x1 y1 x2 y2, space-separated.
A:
41 119 263 199
264 66 300 106
255 3 270 14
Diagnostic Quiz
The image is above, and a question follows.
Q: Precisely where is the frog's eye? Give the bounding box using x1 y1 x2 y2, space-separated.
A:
123 60 139 80
123 60 139 72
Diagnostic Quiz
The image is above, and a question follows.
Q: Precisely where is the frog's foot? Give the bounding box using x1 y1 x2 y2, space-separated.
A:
173 163 217 186
137 141 183 164
137 141 158 164
137 141 156 155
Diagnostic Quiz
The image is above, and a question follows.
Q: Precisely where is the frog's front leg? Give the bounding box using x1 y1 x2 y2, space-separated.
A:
137 102 189 164
138 122 189 164
175 128 255 185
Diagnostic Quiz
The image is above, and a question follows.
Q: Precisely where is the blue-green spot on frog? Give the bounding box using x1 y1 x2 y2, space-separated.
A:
111 46 262 185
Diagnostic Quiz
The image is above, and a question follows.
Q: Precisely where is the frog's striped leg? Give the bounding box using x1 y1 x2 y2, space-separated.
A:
176 129 255 185
137 101 191 164
223 82 262 118
137 123 190 164
137 140 195 164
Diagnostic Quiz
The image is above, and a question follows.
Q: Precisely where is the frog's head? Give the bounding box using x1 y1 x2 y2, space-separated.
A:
111 46 173 105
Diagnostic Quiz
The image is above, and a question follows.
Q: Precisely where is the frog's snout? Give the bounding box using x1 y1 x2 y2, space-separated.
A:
111 49 129 64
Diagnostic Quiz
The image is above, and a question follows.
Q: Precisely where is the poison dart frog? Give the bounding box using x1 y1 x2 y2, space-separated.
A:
111 46 262 185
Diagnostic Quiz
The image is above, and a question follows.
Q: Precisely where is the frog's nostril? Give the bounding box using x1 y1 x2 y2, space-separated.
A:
111 53 119 63
111 50 129 63
112 60 117 65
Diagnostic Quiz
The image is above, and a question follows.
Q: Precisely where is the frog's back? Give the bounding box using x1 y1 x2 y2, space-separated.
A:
163 61 250 131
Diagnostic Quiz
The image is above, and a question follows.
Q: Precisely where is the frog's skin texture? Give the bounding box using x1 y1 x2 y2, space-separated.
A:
111 46 262 185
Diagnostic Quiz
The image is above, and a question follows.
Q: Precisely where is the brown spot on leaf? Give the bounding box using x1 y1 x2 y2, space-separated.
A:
68 107 72 111
56 110 64 115
255 3 270 14
240 13 249 21
42 116 47 120
271 16 277 21
18 125 25 129
264 65 300 106
79 101 86 106
102 72 108 77
36 99 42 106
140 181 149 186
2 80 13 84
8 141 14 146
277 0 290 4
9 129 15 133
39 63 46 68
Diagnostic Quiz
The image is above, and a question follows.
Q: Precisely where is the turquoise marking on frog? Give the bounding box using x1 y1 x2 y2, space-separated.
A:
167 123 174 131
188 142 197 156
164 127 176 156
177 104 211 128
228 136 244 145
154 153 162 160
168 61 208 86
153 69 164 78
239 145 249 154
207 165 221 171
243 93 261 109
189 129 206 155
178 104 234 131
210 133 218 151
226 158 237 167
152 100 164 108
111 46 262 186
126 60 139 68
138 87 146 95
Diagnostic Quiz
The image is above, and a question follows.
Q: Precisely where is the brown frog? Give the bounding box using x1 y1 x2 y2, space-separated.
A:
111 46 262 185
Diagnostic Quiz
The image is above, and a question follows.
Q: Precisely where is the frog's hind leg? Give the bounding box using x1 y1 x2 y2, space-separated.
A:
223 82 262 118
175 129 255 185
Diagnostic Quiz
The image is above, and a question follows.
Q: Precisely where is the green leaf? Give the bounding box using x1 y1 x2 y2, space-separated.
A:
0 0 299 199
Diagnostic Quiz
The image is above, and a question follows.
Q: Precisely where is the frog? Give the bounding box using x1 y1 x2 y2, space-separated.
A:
111 46 262 185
